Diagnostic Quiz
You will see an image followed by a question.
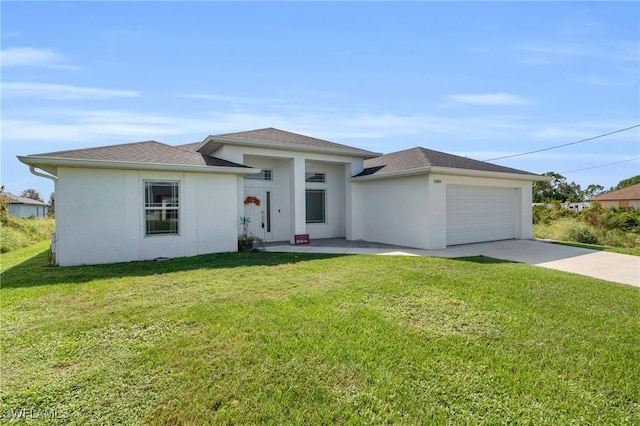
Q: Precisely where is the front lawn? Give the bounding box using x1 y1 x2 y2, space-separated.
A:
1 242 639 424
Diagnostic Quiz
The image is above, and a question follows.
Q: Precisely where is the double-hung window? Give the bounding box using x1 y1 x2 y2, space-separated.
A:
145 181 179 236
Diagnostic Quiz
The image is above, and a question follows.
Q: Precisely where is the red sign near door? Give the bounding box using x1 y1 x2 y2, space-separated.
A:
294 234 310 245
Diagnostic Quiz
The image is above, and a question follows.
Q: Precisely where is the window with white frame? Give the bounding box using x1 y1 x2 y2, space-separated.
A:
305 189 326 223
245 169 272 181
305 172 326 183
144 181 179 236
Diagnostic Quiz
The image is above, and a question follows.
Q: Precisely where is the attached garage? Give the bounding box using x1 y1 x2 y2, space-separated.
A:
353 146 549 250
446 185 517 246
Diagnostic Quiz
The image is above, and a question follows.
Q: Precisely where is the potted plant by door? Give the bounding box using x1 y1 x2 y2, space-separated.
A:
238 196 265 252
238 216 254 251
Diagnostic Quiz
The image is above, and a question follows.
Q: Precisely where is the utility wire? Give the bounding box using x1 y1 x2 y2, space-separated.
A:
560 157 640 174
485 124 640 161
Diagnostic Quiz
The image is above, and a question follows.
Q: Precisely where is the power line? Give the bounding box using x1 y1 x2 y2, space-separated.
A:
485 124 640 161
560 157 640 174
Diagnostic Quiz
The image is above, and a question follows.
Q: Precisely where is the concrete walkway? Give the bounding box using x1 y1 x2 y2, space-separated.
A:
265 239 640 288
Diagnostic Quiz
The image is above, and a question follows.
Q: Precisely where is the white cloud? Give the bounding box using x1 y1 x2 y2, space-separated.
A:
183 93 265 105
447 93 532 106
516 40 639 64
3 110 232 145
1 32 23 40
2 82 139 100
530 121 640 141
574 76 635 87
1 108 435 147
0 106 536 158
1 47 78 69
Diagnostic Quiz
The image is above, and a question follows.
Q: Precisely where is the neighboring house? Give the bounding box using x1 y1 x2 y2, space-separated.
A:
1 193 48 219
18 127 548 266
593 183 640 208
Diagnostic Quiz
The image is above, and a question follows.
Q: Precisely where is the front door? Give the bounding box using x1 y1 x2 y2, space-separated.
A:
243 189 266 241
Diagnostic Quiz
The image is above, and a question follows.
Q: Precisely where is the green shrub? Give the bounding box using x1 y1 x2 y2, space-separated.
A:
598 229 638 249
613 208 639 232
581 203 604 227
532 204 577 225
582 205 639 233
532 205 552 225
564 223 598 245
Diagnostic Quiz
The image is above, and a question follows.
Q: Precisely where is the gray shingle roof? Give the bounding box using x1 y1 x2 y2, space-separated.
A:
593 183 640 201
1 193 48 206
29 141 248 168
210 127 378 156
357 147 536 177
174 142 200 151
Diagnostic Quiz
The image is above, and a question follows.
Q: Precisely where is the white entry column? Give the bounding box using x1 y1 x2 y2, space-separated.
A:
289 156 307 243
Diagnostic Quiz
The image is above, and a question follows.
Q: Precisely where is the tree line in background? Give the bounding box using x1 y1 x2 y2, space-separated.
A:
533 173 640 204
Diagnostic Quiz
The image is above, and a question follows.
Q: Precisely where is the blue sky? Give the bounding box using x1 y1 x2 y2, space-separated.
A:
2 1 639 199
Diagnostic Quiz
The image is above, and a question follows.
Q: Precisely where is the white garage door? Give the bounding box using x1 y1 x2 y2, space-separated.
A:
446 186 517 246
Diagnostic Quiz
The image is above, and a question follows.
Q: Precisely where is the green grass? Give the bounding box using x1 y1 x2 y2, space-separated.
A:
0 218 55 253
1 243 639 424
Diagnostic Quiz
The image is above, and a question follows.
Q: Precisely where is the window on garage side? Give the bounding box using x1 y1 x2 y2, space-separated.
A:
305 189 326 223
144 181 179 236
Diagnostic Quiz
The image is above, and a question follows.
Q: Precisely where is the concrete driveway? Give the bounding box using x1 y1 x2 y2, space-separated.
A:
265 239 640 288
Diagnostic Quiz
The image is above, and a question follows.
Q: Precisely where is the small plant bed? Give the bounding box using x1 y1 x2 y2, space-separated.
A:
1 244 639 424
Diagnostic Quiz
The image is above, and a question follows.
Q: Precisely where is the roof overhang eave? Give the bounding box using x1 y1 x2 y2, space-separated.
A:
429 166 552 181
351 166 552 182
17 156 261 176
351 166 432 181
199 135 382 159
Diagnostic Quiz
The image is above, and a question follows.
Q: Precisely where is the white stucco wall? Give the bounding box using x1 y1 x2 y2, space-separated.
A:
305 162 346 239
354 175 430 248
241 156 291 242
353 172 534 250
215 145 363 243
55 167 238 266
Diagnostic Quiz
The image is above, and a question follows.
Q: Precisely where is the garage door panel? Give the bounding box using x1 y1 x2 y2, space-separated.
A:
447 186 517 246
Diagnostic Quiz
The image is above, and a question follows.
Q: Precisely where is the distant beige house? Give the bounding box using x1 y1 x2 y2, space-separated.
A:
593 183 640 208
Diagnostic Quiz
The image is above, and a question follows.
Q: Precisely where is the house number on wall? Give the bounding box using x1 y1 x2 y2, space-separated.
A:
433 179 442 183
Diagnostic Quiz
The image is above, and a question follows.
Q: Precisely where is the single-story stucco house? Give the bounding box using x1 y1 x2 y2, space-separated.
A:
593 183 640 208
19 127 548 266
1 192 49 219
